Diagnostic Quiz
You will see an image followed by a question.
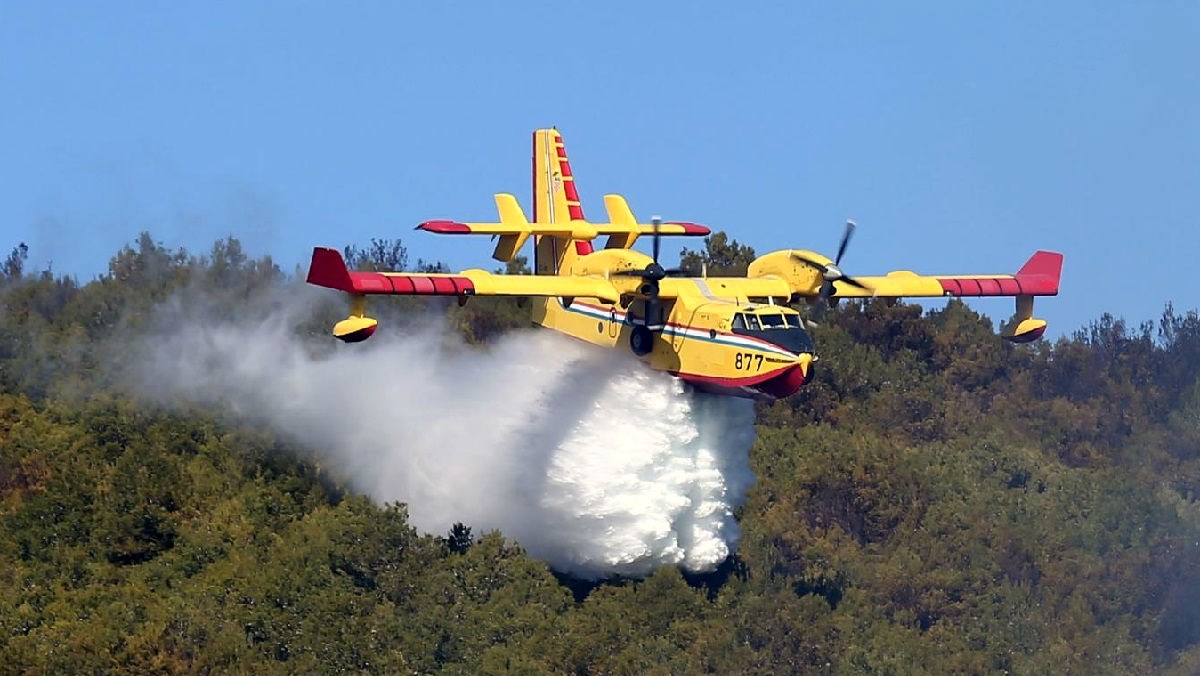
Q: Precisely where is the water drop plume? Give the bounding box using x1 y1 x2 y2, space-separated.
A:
132 292 757 579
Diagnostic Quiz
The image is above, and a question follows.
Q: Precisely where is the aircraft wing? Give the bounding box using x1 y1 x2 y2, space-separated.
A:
800 251 1064 299
655 276 794 301
307 247 621 302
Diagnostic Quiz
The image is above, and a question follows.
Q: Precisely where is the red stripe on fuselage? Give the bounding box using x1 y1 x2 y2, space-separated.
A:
677 363 809 400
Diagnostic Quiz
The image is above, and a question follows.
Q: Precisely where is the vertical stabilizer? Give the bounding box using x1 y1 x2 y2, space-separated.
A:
533 128 592 275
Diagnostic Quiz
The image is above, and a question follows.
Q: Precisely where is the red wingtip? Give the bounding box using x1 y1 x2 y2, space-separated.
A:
1014 250 1064 295
417 220 472 233
306 247 353 292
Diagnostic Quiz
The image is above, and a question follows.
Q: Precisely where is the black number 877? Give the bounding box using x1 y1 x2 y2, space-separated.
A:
735 353 763 371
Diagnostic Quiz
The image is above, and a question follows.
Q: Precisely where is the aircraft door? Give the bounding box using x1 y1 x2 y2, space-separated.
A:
671 306 693 354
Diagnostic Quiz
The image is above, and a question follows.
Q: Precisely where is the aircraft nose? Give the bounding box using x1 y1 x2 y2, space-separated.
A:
797 353 814 379
754 352 815 399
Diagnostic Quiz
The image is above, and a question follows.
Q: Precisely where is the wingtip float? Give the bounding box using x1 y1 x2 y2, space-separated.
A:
308 129 1062 400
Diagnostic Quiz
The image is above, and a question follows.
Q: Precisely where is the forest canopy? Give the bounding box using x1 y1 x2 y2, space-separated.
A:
1 233 1199 673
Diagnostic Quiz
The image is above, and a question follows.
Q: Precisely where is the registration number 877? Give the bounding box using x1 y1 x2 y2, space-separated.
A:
735 353 763 371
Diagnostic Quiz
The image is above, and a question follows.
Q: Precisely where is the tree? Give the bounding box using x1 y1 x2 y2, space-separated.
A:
106 232 190 287
679 232 756 276
3 242 29 281
344 238 408 272
445 523 473 554
2 234 1200 673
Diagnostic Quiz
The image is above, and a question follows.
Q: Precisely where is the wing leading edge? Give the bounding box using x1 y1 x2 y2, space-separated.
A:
827 250 1063 298
306 247 620 302
748 249 1064 300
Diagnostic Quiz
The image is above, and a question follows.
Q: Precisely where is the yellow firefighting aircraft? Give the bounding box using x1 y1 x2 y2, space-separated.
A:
307 129 1062 399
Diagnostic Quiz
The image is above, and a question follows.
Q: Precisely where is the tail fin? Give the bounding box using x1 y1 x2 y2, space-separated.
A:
533 128 593 275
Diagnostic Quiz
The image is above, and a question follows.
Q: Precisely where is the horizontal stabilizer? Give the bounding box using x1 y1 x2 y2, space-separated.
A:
418 193 709 243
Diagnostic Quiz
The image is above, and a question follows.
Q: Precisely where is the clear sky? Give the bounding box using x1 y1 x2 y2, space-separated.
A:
3 2 1197 337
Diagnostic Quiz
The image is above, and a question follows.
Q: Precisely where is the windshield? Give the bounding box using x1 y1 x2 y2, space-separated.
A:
736 312 798 329
730 311 814 354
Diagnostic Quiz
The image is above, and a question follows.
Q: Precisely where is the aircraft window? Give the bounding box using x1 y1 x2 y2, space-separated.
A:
744 314 762 331
761 314 787 329
785 314 802 328
732 313 747 330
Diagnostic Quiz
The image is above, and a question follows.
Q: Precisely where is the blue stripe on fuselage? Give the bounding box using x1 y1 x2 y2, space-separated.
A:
559 301 795 358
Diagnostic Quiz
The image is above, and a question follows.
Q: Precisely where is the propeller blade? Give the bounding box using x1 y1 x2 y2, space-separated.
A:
791 253 828 272
840 275 871 290
797 220 864 324
651 216 662 266
835 219 856 265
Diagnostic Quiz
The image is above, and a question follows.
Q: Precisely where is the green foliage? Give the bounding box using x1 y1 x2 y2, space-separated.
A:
2 242 28 281
680 232 757 276
0 231 1199 672
343 238 408 272
448 255 532 343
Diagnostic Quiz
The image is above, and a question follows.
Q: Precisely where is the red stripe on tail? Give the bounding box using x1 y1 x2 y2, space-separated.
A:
555 134 592 254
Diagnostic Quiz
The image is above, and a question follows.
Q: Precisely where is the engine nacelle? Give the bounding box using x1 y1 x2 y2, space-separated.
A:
746 250 825 295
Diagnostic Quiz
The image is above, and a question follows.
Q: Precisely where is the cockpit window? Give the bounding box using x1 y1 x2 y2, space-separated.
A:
733 311 804 334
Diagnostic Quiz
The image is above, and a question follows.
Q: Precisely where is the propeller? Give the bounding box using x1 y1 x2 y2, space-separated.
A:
792 220 871 324
613 216 690 331
613 216 700 355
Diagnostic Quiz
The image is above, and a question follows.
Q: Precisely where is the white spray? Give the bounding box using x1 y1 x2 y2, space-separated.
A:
133 292 757 579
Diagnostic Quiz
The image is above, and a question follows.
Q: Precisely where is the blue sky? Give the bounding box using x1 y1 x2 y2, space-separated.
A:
3 2 1197 337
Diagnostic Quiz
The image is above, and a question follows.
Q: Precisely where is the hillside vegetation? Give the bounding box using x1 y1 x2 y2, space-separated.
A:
1 234 1199 673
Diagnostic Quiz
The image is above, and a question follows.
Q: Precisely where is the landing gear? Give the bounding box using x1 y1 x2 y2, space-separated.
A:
629 325 654 356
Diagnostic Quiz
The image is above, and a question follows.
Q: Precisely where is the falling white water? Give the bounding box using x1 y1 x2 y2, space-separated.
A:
131 294 757 579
